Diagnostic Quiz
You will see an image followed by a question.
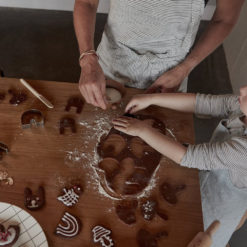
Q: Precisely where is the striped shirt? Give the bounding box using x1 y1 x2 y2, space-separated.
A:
97 0 205 89
181 94 247 188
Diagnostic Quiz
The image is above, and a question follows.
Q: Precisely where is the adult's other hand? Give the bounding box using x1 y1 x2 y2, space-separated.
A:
146 63 190 93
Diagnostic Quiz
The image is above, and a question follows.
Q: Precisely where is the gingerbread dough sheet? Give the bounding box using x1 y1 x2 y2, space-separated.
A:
0 78 202 247
97 115 166 198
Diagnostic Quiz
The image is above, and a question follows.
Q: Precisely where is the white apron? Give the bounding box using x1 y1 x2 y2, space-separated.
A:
200 117 247 247
97 0 205 90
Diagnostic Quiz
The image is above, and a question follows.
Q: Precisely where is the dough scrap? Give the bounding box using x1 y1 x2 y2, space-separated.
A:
106 88 122 104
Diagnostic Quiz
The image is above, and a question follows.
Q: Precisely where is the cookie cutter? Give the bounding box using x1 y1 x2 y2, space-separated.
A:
21 109 44 129
123 113 137 118
0 143 9 160
59 117 76 134
65 97 84 114
8 89 27 105
182 143 190 147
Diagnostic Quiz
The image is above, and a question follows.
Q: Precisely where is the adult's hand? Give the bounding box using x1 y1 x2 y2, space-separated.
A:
79 55 107 109
146 63 190 93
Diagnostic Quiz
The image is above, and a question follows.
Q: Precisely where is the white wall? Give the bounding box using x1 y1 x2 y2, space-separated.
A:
0 0 110 13
224 1 247 94
0 0 215 19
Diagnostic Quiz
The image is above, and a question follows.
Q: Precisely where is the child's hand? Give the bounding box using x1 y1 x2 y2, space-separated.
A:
112 117 153 137
125 94 153 114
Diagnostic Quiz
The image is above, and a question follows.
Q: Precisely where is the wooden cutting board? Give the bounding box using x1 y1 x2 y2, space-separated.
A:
0 77 203 247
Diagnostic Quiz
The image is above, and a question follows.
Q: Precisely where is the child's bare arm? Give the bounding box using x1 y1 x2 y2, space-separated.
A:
139 124 186 164
125 93 196 114
112 117 186 164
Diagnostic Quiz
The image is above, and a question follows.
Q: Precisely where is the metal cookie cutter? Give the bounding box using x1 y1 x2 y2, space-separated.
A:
59 117 76 134
0 143 9 160
65 97 84 114
21 109 44 129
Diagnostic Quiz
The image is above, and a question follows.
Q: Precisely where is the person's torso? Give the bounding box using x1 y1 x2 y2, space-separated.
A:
107 0 204 53
97 0 205 88
210 111 247 188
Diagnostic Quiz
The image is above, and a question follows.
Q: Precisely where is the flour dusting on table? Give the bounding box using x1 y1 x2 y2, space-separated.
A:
63 107 175 201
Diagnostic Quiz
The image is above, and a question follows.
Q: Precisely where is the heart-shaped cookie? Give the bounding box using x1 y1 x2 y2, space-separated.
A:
0 224 20 247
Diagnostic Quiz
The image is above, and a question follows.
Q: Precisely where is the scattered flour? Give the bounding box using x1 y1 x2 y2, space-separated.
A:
63 107 176 202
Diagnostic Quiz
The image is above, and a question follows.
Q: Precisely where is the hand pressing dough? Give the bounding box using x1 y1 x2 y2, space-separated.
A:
106 88 122 104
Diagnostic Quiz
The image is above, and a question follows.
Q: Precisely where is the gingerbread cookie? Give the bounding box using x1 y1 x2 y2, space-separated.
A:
0 92 5 101
92 225 114 247
65 97 84 114
55 212 82 238
160 182 186 204
0 224 20 247
137 229 168 247
57 185 82 207
24 186 45 210
140 199 157 221
8 89 27 105
116 200 138 225
59 117 76 134
140 198 168 222
0 143 8 161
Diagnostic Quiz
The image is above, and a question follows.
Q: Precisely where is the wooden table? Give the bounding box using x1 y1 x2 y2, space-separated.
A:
0 78 203 247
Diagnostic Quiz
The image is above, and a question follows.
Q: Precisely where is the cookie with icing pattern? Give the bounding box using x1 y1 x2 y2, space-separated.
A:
0 224 20 247
55 212 82 238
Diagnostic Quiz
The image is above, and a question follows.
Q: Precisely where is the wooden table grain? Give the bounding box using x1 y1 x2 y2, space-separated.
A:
0 77 203 247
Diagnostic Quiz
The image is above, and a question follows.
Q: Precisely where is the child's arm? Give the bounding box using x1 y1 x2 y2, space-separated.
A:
112 117 186 164
181 137 247 172
125 93 196 114
126 93 240 119
113 118 247 173
194 94 240 118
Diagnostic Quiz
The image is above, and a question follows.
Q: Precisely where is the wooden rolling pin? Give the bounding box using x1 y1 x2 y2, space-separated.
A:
20 78 54 108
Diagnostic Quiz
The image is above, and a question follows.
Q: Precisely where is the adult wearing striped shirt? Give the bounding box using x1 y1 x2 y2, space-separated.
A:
74 0 244 110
